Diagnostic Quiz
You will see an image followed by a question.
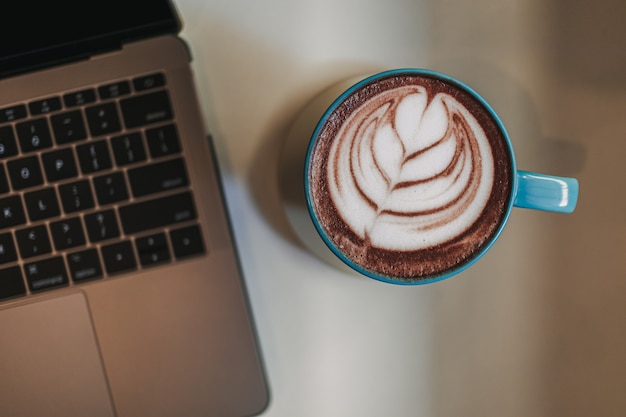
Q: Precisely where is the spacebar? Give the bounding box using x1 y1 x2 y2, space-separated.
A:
119 191 197 235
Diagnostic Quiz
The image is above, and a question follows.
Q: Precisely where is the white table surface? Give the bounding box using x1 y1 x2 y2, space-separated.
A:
175 1 626 416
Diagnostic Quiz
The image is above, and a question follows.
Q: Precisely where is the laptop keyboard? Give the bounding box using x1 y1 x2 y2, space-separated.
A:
0 72 205 301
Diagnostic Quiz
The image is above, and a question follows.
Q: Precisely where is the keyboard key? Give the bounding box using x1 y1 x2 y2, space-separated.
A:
7 156 44 190
85 102 122 137
24 187 61 221
58 179 95 213
145 124 180 158
15 225 52 259
50 217 86 251
84 209 120 243
101 241 136 275
15 118 53 153
0 165 8 194
119 191 197 235
50 110 88 144
24 257 68 292
0 126 18 159
133 73 166 92
93 172 129 205
135 232 170 267
0 266 26 300
98 80 131 100
63 89 97 107
120 90 173 129
0 232 18 265
170 225 205 259
110 132 146 166
0 104 27 124
67 249 102 282
0 196 26 229
76 140 112 174
41 147 78 182
128 158 188 198
28 96 62 115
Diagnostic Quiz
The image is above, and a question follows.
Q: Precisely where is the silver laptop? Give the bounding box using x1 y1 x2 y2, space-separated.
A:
0 1 269 416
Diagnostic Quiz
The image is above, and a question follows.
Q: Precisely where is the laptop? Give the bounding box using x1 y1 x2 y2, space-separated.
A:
0 1 269 416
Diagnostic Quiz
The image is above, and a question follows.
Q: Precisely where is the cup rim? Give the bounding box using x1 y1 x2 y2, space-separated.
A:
304 68 518 285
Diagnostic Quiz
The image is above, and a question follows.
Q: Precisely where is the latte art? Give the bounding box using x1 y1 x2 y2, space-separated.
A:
307 72 513 281
327 86 494 251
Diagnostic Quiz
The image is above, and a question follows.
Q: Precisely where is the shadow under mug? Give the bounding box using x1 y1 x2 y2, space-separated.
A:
280 69 579 285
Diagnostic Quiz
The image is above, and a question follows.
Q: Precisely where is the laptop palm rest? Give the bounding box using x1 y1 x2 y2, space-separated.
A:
0 293 115 417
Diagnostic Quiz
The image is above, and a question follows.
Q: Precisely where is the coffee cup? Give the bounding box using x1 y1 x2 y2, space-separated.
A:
280 69 579 285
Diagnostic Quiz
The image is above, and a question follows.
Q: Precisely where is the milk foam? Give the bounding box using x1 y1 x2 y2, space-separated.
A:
326 85 494 251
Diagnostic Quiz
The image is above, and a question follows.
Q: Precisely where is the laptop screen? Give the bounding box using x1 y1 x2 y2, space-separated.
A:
0 0 180 78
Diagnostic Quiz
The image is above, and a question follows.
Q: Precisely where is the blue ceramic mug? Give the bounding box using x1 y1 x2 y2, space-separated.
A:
284 69 578 285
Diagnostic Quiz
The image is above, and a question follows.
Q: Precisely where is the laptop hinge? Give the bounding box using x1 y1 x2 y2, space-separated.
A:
0 41 123 80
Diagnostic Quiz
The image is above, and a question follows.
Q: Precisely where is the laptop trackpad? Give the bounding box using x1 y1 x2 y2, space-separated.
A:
0 292 115 417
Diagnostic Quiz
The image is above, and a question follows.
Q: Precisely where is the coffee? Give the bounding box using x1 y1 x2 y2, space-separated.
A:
306 72 513 282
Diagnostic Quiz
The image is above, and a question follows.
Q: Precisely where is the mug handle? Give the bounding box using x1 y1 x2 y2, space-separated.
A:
513 171 579 214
